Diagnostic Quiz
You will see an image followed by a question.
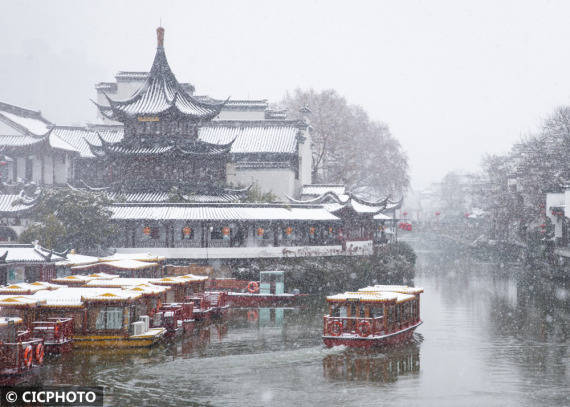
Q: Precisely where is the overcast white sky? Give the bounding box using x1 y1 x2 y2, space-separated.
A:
1 0 569 189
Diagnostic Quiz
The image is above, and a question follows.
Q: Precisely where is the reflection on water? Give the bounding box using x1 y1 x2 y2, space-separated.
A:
323 342 421 383
34 244 569 406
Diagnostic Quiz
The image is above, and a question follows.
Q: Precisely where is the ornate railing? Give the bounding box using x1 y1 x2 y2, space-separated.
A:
31 318 74 343
323 316 384 337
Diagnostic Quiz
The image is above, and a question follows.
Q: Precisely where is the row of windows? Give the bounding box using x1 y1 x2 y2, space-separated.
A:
141 225 340 240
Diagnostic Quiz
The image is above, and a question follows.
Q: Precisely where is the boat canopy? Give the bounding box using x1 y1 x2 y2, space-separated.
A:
0 316 23 326
358 285 424 295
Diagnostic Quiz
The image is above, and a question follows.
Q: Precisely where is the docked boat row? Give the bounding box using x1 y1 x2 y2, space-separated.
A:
0 269 306 381
322 285 423 348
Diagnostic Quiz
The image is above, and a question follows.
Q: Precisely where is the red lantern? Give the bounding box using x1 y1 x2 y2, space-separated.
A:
0 161 7 166
143 226 151 235
183 226 192 236
309 227 315 235
406 223 412 231
435 212 441 216
540 224 546 228
403 211 408 217
465 213 470 218
222 227 230 236
285 227 293 235
257 227 264 237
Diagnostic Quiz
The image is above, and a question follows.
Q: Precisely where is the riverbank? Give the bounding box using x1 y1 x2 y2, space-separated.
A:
229 241 417 294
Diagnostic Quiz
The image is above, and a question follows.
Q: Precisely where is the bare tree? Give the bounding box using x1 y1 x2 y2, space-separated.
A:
282 88 409 198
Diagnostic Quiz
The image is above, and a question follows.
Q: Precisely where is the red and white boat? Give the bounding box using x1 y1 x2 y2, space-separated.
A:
322 285 423 348
221 271 306 307
31 318 74 354
154 302 195 337
186 291 229 321
0 317 45 377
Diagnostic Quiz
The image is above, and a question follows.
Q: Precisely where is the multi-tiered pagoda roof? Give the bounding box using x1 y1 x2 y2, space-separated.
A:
95 27 225 122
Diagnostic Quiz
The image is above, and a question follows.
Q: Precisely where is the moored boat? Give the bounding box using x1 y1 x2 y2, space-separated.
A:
322 285 423 348
0 317 45 377
223 271 306 307
31 318 74 354
0 286 167 348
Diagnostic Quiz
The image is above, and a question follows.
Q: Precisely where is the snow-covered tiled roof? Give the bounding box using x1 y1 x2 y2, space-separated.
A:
199 122 300 154
72 259 159 271
301 184 346 197
0 134 45 147
109 203 340 222
0 102 52 136
0 244 65 263
100 252 166 263
0 194 37 213
55 253 99 267
50 126 123 158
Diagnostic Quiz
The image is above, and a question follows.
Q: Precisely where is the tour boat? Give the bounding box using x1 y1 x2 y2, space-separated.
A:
222 271 306 307
0 317 45 377
322 285 423 348
31 318 74 354
0 286 167 348
186 291 228 321
155 302 195 337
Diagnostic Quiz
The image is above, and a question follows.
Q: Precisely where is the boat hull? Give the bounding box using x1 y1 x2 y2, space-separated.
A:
73 328 166 348
44 340 74 354
226 293 305 307
323 321 422 348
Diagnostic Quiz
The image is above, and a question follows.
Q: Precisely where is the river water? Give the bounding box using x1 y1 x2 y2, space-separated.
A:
38 242 568 406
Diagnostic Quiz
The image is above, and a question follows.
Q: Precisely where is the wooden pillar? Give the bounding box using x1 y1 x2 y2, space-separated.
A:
383 303 388 333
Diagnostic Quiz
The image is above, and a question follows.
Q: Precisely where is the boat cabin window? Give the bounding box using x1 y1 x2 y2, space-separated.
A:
0 323 17 342
329 304 347 317
388 304 395 327
95 307 123 330
369 305 383 318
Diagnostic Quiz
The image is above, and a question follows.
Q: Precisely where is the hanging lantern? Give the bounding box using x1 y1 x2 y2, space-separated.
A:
222 227 230 240
465 213 470 218
0 161 7 166
143 226 151 235
309 227 316 236
257 227 264 237
435 211 441 216
182 226 192 236
285 227 293 236
403 211 408 217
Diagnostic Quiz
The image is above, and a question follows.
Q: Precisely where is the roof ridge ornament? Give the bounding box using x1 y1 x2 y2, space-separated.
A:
157 26 165 48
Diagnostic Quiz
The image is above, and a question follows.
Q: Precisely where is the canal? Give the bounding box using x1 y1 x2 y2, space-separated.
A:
38 242 569 406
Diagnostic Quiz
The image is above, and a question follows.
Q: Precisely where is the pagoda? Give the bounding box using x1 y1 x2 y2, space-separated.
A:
90 27 235 196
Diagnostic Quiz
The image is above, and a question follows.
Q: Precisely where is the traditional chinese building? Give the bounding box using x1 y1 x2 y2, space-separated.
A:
0 27 399 259
87 27 234 197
